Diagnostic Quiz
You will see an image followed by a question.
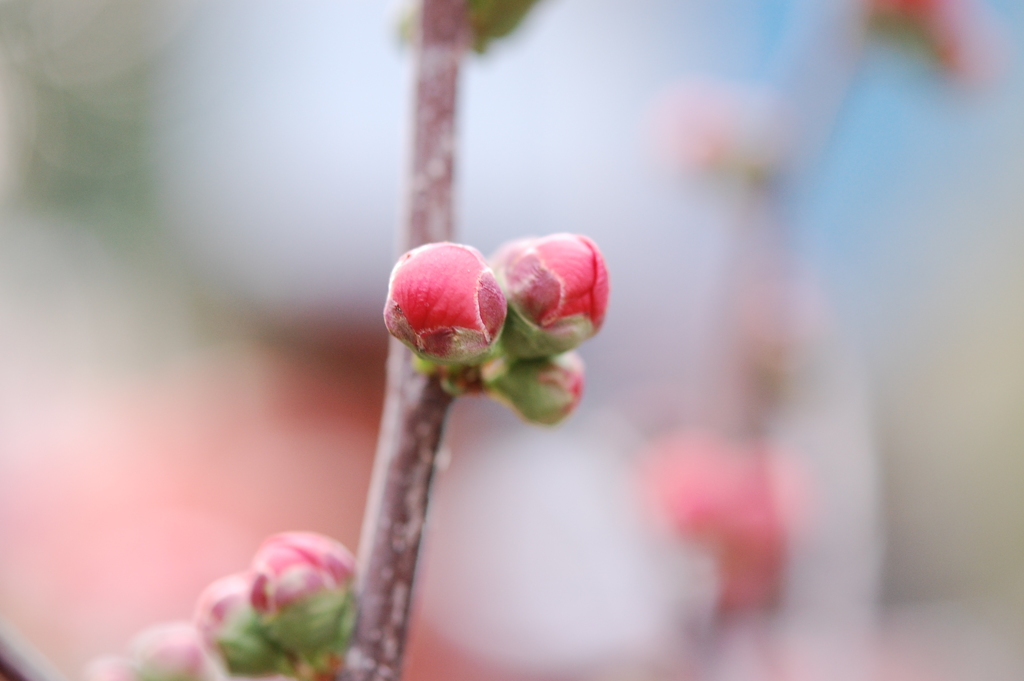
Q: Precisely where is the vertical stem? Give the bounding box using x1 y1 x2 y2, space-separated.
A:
731 0 867 441
403 0 467 250
341 2 467 681
343 349 453 681
733 178 791 441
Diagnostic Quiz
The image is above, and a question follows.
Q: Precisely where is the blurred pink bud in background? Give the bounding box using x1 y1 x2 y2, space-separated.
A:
491 234 609 358
130 623 218 681
867 0 1009 84
250 532 354 614
83 656 137 681
638 431 812 612
385 243 507 364
647 78 794 178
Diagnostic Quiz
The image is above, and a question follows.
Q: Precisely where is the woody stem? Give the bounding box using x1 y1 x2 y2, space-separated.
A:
338 2 468 681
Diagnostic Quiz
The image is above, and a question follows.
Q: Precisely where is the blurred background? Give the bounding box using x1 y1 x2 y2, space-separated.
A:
0 0 1023 679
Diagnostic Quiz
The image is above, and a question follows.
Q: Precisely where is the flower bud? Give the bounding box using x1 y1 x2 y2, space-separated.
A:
638 432 810 612
482 352 584 425
194 573 290 677
868 0 1008 84
250 532 356 661
131 623 218 681
385 242 507 365
648 79 793 177
84 656 137 681
491 234 609 359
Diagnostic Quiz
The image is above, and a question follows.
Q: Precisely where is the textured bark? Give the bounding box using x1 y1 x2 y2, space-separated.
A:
341 345 453 681
402 0 467 251
340 1 467 680
0 618 68 681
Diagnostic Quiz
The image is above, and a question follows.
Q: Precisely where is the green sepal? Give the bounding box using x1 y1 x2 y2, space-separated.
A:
214 608 294 678
482 352 583 425
262 589 353 660
468 0 545 53
498 305 594 359
397 0 545 54
411 355 440 376
294 591 356 676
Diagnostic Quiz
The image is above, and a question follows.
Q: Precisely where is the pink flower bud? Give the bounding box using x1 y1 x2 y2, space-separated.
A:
84 656 137 681
647 79 793 177
482 352 585 425
130 623 218 681
250 532 356 661
491 234 609 359
638 432 811 612
251 533 355 613
194 573 289 677
384 242 507 364
868 0 1008 84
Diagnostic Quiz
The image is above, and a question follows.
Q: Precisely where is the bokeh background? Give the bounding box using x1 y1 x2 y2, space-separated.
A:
0 0 1023 679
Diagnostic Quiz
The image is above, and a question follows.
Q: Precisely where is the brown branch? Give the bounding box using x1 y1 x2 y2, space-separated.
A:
403 0 467 250
0 617 68 681
341 346 453 681
340 1 468 680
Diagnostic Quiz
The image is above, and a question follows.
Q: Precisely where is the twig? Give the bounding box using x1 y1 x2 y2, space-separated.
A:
340 1 468 680
0 617 69 681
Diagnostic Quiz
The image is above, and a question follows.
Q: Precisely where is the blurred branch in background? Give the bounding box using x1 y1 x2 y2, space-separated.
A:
0 617 68 681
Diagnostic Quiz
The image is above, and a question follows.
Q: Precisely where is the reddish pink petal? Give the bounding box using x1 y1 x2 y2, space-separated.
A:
390 243 494 333
476 270 508 340
507 251 562 324
194 572 252 642
249 531 355 613
532 234 609 328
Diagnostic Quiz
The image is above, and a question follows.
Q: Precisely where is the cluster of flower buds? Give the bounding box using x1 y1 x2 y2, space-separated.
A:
85 532 356 681
637 431 810 612
865 0 1007 83
384 234 608 425
198 532 355 679
648 78 794 179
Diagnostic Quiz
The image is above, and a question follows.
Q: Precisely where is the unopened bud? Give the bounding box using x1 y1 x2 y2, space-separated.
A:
250 533 356 661
868 0 1008 84
492 234 609 359
648 78 793 177
483 352 584 425
385 242 507 365
194 573 290 677
84 657 137 681
638 432 811 612
131 623 218 681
